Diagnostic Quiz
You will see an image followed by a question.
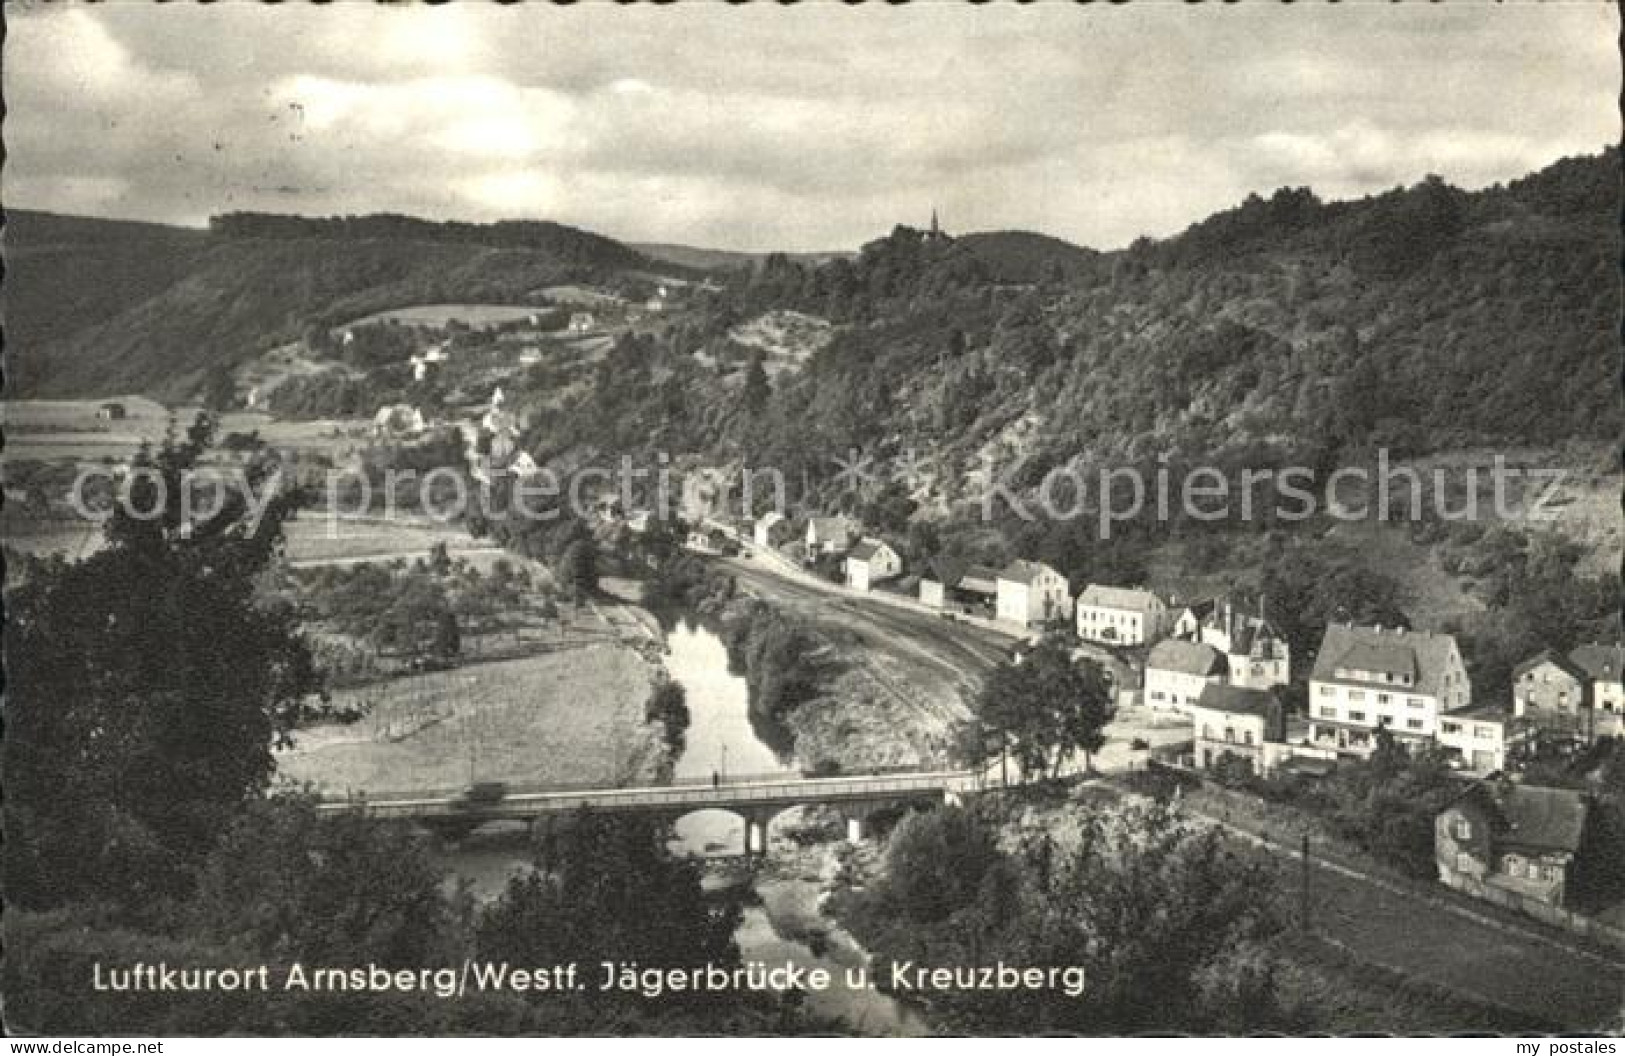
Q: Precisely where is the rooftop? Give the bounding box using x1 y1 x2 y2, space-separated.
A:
999 559 1061 587
1079 583 1162 613
1147 639 1227 678
1310 624 1461 698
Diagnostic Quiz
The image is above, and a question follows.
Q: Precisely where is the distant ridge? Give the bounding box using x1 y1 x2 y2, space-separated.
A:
632 242 855 271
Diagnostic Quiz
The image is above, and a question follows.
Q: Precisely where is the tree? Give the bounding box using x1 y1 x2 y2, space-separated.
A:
644 681 691 753
974 639 1111 781
477 813 740 979
556 538 598 599
5 416 321 910
743 350 770 417
190 795 466 968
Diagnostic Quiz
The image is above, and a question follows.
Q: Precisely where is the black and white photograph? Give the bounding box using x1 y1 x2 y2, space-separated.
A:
2 0 1622 1041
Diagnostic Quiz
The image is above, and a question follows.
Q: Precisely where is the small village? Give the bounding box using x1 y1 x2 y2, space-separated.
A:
714 502 1624 933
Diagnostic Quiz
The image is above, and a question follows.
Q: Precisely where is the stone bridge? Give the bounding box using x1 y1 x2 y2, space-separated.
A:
316 769 986 855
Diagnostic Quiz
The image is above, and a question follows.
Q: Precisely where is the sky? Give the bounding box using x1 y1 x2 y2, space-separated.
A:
5 2 1617 252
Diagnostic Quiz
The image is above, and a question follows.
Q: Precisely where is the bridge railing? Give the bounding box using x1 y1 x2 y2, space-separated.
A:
312 762 939 806
319 769 983 816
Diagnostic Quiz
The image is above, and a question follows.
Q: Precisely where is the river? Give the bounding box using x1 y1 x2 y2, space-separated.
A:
435 618 929 1035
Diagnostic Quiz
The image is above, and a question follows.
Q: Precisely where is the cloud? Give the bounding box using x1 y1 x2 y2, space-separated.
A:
4 3 1616 251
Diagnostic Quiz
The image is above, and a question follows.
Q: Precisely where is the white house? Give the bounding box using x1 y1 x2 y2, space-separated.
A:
1436 706 1517 774
1188 684 1290 775
753 511 793 549
568 312 596 333
1075 585 1169 646
845 538 903 592
1188 599 1291 691
805 516 857 556
994 560 1072 629
1144 639 1229 713
1307 624 1471 757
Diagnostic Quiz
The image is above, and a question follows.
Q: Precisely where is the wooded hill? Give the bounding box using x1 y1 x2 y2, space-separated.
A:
543 148 1618 488
4 210 670 400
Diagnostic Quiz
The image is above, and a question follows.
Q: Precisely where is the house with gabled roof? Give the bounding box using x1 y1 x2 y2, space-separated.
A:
1188 683 1300 775
995 560 1071 629
1513 649 1593 743
1307 623 1471 757
1075 584 1168 646
1565 642 1625 741
804 516 858 557
1196 598 1291 690
1436 782 1589 908
844 538 902 592
1144 639 1228 713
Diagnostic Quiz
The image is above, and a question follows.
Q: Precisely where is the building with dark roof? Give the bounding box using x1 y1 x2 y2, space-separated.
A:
1436 782 1590 908
1145 639 1228 713
1308 624 1471 757
1562 642 1625 740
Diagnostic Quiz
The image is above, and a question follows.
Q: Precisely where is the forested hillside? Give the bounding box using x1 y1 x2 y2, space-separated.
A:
541 148 1618 482
4 211 666 399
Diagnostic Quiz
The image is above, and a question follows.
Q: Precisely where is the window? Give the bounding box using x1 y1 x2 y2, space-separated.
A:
1348 711 1367 723
1224 728 1235 743
1378 694 1391 705
1318 685 1334 696
1475 726 1495 740
1442 721 1462 734
1406 719 1423 730
1408 698 1425 708
1348 690 1366 702
1318 707 1337 719
1151 691 1165 701
1453 818 1471 840
1201 725 1212 739
1243 730 1254 745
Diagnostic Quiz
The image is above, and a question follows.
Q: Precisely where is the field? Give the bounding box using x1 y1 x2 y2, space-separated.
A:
534 285 626 307
276 644 664 797
337 303 551 329
281 516 490 566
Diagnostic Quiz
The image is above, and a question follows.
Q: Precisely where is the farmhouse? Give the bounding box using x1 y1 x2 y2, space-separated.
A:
919 558 999 615
1187 683 1291 776
995 560 1071 629
844 538 902 592
805 516 857 556
1144 639 1228 713
1565 642 1625 741
1075 585 1168 646
1307 624 1471 757
1435 783 1589 908
753 511 792 549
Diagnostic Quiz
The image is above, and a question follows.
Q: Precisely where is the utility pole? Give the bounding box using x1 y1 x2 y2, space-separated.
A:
1300 828 1313 932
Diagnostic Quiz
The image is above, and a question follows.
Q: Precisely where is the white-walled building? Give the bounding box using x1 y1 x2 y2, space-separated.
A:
1436 706 1517 774
845 538 903 592
995 560 1072 629
1145 639 1229 713
805 516 858 556
1075 585 1169 646
1188 684 1292 775
1307 624 1471 757
1185 599 1291 691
